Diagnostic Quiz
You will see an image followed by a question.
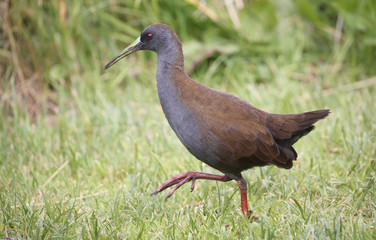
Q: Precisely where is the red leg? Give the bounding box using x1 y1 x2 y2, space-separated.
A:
237 178 257 220
152 171 232 198
237 178 249 217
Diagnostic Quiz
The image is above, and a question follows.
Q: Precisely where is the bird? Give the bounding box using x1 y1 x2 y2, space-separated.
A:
104 23 330 218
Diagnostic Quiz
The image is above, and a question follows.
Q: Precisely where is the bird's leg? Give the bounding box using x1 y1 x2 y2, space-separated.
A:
237 178 256 219
152 171 232 198
237 178 249 217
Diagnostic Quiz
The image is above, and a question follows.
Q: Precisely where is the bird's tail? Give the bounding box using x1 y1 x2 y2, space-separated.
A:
267 109 330 147
266 109 330 168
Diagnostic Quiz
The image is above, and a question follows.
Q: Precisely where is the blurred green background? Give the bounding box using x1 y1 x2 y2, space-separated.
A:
1 0 375 239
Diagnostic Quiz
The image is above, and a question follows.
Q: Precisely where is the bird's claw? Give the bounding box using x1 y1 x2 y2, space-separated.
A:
151 172 196 198
190 177 196 192
247 210 259 221
151 172 232 202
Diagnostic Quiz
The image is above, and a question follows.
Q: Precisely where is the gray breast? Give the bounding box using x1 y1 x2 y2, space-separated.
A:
156 71 221 167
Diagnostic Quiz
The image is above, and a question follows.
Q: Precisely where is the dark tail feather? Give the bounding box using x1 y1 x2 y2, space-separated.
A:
267 109 330 147
296 109 331 130
268 109 329 168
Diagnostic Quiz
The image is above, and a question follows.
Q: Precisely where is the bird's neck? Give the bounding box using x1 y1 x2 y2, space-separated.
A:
155 43 192 131
156 42 186 98
156 42 185 71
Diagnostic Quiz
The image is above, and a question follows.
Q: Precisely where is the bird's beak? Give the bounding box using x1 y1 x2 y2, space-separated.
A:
104 36 143 70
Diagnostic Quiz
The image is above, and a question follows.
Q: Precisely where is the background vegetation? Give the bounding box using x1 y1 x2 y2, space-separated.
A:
1 0 375 239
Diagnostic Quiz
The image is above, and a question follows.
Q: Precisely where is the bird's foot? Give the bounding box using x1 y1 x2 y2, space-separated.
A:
151 171 197 198
151 171 231 199
247 210 259 222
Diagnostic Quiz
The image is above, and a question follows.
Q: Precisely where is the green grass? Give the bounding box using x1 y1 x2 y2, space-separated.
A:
1 0 376 239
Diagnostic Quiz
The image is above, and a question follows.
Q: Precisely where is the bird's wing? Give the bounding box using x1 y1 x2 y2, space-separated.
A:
181 80 297 167
202 115 282 165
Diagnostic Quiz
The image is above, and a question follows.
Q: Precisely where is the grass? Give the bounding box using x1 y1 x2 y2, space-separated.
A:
1 0 376 239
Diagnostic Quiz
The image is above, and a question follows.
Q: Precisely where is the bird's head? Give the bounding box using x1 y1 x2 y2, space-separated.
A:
104 23 180 70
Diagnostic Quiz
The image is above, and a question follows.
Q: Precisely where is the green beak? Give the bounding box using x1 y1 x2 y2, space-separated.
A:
104 37 142 70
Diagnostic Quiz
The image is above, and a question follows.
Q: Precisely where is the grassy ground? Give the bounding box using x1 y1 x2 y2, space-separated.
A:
1 0 376 239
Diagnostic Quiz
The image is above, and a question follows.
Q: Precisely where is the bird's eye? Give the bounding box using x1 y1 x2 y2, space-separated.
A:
147 34 152 39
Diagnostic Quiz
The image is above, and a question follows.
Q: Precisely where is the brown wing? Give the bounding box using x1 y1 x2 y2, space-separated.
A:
196 105 291 173
177 76 329 173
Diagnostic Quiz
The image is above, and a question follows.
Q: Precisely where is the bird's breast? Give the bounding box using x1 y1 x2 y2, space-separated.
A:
156 71 221 166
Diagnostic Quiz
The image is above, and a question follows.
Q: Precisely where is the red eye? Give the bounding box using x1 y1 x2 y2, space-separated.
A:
147 34 152 39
